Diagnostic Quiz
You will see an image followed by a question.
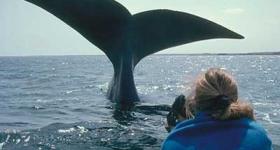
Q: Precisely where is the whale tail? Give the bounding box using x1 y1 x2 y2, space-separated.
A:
25 0 244 104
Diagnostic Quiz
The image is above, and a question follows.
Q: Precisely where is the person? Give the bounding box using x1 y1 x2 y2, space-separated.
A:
162 68 272 150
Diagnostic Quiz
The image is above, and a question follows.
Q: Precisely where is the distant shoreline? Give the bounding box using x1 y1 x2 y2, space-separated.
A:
159 51 280 56
190 51 280 56
0 51 279 57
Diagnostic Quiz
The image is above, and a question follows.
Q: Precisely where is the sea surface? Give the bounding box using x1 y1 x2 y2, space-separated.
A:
0 55 279 150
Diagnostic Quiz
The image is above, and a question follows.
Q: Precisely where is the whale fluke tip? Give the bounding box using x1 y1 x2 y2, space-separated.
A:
231 32 245 39
238 34 245 39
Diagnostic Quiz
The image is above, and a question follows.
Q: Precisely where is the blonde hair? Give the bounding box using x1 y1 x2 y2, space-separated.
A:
190 68 255 120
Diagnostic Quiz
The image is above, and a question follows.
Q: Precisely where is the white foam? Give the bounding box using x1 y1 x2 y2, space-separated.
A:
5 135 10 143
76 126 88 134
262 113 280 125
0 135 11 150
253 102 269 106
66 90 73 94
0 143 4 150
96 82 109 91
16 139 21 144
24 136 30 143
58 128 75 133
58 126 88 134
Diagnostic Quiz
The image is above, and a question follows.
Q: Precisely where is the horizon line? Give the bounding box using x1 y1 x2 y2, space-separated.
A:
0 51 279 57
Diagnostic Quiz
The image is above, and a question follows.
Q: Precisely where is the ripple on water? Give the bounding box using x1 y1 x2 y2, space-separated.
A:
0 121 163 150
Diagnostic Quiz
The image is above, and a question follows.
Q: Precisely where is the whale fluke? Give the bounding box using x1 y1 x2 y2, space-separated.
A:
25 0 244 107
131 10 244 65
25 0 131 65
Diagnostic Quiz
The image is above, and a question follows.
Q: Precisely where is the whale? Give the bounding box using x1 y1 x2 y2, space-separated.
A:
25 0 244 108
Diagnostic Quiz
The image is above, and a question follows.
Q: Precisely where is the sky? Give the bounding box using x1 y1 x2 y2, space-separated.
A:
0 0 280 56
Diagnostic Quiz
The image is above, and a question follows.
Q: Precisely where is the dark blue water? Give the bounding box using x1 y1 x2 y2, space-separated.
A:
0 55 279 149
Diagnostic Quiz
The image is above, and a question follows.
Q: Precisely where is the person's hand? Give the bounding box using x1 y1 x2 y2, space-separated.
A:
165 94 195 132
172 95 187 119
165 95 186 132
165 111 176 132
165 122 173 133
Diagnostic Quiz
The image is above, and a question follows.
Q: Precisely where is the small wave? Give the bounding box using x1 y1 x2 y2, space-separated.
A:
137 84 185 95
65 89 81 94
262 113 280 125
0 122 33 127
17 105 45 111
135 104 171 112
58 126 88 134
96 82 109 92
255 110 280 125
57 127 75 133
253 102 270 106
273 144 280 150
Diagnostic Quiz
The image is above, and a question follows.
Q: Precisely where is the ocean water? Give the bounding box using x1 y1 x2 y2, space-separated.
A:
0 55 279 150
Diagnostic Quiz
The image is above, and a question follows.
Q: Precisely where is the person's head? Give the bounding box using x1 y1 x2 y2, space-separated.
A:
189 68 254 120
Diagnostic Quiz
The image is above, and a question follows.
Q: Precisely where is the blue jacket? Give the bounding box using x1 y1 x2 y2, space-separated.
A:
162 112 272 150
